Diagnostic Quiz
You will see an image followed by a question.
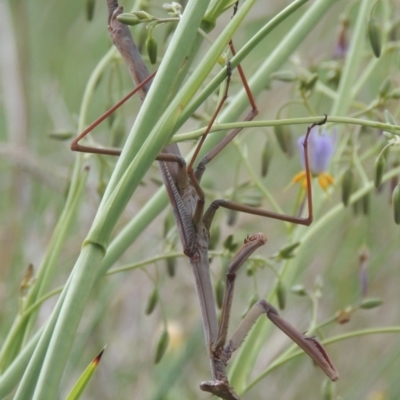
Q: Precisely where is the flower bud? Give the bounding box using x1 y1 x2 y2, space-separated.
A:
278 242 300 259
48 129 74 141
290 284 307 296
154 329 169 364
360 297 383 309
117 13 142 26
145 287 159 315
261 139 273 177
341 168 354 207
374 155 386 188
368 18 382 58
166 257 176 277
270 70 297 82
146 31 158 65
242 193 263 208
133 10 153 20
392 183 400 224
85 0 96 21
274 125 293 157
276 281 286 310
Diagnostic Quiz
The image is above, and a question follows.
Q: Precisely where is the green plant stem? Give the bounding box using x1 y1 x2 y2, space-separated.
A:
0 50 114 376
0 328 43 399
172 115 400 142
17 3 219 399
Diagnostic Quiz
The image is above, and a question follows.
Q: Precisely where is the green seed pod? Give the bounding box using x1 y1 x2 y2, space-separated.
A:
273 125 293 157
215 279 225 310
117 13 142 26
166 257 176 277
154 329 169 364
374 155 386 188
360 297 383 309
85 0 96 21
146 31 158 65
276 281 286 310
270 70 297 82
341 168 354 207
279 242 300 259
290 284 307 296
368 18 382 58
48 129 74 141
392 184 400 224
145 287 159 315
261 139 273 177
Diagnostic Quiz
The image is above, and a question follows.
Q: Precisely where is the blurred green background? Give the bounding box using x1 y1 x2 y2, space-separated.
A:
1 0 400 399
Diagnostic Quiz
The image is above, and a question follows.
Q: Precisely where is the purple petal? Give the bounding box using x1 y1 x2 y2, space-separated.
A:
297 128 335 174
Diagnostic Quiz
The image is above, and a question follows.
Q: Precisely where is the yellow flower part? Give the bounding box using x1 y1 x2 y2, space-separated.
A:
318 172 334 190
292 170 334 191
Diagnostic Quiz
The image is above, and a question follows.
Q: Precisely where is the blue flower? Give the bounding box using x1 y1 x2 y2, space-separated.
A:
293 128 335 190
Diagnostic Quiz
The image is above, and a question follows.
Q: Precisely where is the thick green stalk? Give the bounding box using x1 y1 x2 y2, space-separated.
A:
0 50 113 376
15 3 214 399
0 328 43 399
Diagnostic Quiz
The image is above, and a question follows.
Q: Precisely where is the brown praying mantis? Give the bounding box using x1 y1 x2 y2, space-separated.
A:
71 1 338 399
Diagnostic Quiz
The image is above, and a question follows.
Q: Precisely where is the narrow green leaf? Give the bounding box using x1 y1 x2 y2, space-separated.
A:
65 348 105 400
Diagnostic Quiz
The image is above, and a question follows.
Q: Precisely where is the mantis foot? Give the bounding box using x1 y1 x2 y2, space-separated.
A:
200 380 240 400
